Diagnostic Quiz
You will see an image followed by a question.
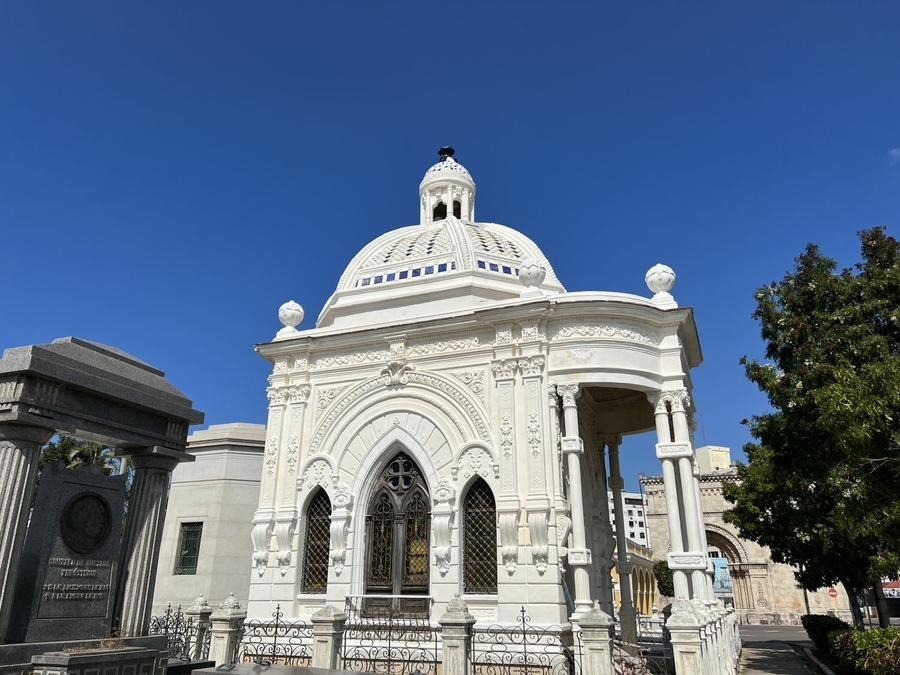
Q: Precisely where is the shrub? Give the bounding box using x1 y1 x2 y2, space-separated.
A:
800 614 852 654
828 627 900 675
653 560 674 598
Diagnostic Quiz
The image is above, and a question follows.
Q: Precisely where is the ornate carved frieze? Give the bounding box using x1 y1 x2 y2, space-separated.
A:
527 510 549 575
655 442 693 459
407 337 479 355
520 322 543 342
310 349 391 370
667 553 707 570
551 322 657 344
451 369 485 402
405 371 491 442
493 325 513 346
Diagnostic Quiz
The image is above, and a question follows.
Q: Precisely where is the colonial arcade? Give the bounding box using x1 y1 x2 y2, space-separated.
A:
250 149 739 675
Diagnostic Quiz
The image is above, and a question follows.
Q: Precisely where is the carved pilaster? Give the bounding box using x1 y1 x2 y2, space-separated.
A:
492 359 518 494
432 478 455 577
329 485 352 575
520 356 545 494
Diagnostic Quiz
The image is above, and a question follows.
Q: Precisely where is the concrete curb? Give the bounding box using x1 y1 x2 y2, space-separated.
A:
803 647 837 675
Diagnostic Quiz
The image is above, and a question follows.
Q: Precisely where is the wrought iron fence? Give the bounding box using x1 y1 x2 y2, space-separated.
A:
341 595 441 675
148 604 202 660
611 614 671 675
238 604 314 666
471 607 577 675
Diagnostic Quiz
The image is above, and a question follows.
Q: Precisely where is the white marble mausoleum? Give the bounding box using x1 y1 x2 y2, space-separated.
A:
249 148 738 674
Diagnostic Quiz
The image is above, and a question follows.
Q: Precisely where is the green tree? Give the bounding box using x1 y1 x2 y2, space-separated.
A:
724 227 900 628
653 560 674 598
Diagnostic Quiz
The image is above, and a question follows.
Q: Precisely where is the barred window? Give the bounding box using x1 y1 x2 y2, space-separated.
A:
463 478 497 594
174 522 203 575
300 490 332 594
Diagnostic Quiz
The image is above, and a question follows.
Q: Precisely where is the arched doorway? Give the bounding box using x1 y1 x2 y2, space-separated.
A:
364 452 431 616
706 527 746 612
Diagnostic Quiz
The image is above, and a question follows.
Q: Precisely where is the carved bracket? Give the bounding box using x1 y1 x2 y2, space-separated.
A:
381 360 415 386
497 508 519 575
274 516 296 575
527 510 549 575
251 518 273 577
329 485 353 576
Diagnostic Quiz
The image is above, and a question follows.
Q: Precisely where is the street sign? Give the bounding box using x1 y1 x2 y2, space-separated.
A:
828 588 838 598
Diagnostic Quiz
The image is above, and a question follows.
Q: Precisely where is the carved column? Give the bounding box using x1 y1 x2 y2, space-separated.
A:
274 384 310 577
252 382 288 577
604 435 637 645
648 392 690 603
0 422 54 641
557 384 592 618
669 390 711 603
117 448 183 636
492 357 520 576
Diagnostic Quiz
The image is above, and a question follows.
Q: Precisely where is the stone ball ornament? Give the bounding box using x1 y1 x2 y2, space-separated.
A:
275 300 304 340
645 264 678 308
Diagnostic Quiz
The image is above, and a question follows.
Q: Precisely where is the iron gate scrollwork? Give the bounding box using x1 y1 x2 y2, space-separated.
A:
471 607 578 675
341 595 440 675
239 604 314 665
148 604 199 660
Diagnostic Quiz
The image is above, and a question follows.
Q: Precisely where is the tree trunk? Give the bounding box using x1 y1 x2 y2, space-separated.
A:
873 580 891 629
843 583 864 629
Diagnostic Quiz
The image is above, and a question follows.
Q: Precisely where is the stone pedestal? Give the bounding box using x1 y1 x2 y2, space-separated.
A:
185 594 214 660
209 594 248 666
0 423 54 641
310 604 347 670
116 448 183 637
31 644 166 675
439 596 475 675
667 601 706 675
576 602 615 675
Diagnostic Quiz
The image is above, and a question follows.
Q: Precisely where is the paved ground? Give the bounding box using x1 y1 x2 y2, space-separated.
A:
738 625 815 675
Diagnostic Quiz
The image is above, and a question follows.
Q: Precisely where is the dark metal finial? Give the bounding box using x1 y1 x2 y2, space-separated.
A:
438 146 455 160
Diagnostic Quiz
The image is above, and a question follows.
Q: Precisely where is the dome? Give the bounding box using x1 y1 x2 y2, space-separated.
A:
318 218 564 329
315 148 564 330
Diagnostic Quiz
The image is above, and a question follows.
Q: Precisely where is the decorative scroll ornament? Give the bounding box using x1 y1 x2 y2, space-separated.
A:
552 323 655 344
490 359 518 380
330 484 353 576
519 356 545 378
301 458 333 491
432 508 453 577
274 518 296 575
527 413 542 457
287 433 299 475
499 415 513 459
453 445 499 481
451 370 485 402
556 514 572 549
407 337 479 355
498 510 519 574
310 349 391 370
251 520 272 576
381 360 415 386
265 437 278 477
528 511 549 575
288 385 311 404
316 386 347 419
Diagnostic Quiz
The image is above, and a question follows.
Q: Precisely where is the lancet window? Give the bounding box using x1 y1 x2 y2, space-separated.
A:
365 452 431 613
300 489 331 595
463 478 498 594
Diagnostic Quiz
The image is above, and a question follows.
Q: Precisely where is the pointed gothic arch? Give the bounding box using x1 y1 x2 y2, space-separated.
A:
299 488 331 595
462 477 498 594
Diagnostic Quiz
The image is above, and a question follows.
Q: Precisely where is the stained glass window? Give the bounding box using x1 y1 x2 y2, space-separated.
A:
300 490 331 594
463 479 498 594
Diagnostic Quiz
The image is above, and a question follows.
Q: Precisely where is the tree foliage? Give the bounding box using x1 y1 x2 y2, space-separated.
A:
40 435 119 475
724 228 900 626
653 560 674 598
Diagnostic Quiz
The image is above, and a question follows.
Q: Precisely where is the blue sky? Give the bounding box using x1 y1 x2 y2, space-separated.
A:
2 3 898 490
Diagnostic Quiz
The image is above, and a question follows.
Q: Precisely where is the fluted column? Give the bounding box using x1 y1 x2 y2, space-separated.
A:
116 448 182 636
0 422 54 642
604 435 636 645
557 384 592 618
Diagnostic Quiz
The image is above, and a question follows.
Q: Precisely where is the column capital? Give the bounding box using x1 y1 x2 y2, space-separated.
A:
567 548 592 566
125 446 189 472
608 475 624 490
0 422 55 445
598 434 622 450
490 358 518 380
561 436 583 455
555 383 580 407
616 560 634 575
518 355 545 378
647 388 690 413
